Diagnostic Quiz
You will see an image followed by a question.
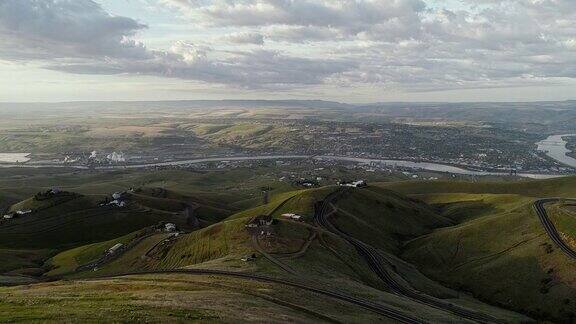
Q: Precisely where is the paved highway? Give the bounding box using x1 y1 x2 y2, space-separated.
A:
533 199 576 260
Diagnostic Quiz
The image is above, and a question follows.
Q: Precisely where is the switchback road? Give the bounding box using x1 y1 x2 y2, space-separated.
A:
315 188 505 324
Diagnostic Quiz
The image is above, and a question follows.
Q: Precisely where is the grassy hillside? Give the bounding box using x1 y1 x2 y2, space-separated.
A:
544 201 576 251
8 193 96 214
378 176 576 197
63 187 381 284
46 230 145 276
191 123 300 150
0 203 187 250
0 272 443 323
391 178 576 322
331 187 452 253
0 167 300 280
43 185 529 323
0 186 232 278
9 173 576 322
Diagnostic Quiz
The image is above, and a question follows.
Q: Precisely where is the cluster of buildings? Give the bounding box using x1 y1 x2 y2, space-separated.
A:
3 209 32 220
338 180 368 188
99 192 128 208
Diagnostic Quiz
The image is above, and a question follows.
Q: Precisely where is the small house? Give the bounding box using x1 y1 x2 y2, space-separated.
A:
281 213 303 221
16 210 32 215
165 223 177 232
108 200 126 208
3 214 14 220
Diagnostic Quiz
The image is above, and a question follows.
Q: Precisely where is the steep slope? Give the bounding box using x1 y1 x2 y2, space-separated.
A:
380 179 576 322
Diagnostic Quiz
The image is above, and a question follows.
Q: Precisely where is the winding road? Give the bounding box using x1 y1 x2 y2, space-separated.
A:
533 199 576 260
314 188 505 324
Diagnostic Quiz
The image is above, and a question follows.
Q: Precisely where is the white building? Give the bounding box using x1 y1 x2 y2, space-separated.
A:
339 180 367 188
165 223 177 232
108 200 126 208
281 213 303 221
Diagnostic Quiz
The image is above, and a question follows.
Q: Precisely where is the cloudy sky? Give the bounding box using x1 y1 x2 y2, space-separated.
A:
0 0 575 103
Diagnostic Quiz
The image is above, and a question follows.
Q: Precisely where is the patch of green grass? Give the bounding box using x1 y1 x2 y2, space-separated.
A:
332 187 451 253
0 249 53 274
158 218 252 270
378 176 576 198
9 194 97 214
401 192 576 323
0 279 218 322
547 202 576 246
0 274 412 323
47 230 144 276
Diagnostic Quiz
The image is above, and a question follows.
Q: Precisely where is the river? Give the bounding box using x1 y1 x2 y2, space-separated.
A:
0 154 564 179
536 134 576 168
96 154 561 179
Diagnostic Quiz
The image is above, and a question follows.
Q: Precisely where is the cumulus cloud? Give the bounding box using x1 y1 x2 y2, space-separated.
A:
222 32 265 45
1 0 575 92
0 0 351 89
162 0 427 41
0 0 149 60
46 40 353 88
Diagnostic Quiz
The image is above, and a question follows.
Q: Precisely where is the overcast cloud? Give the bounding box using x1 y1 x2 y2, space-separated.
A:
0 0 575 98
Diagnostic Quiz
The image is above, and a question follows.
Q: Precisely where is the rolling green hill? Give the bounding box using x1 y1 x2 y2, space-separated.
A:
379 176 576 198
379 179 576 322
40 185 529 323
5 175 576 322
